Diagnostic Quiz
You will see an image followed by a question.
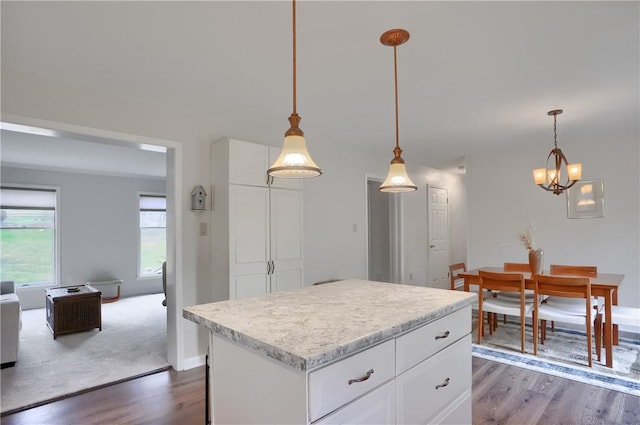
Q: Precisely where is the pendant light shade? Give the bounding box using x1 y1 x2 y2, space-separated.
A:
267 0 322 179
379 148 416 193
378 29 417 193
268 115 321 178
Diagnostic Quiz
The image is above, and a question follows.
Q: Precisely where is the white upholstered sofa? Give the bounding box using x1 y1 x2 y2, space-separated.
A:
1 281 21 368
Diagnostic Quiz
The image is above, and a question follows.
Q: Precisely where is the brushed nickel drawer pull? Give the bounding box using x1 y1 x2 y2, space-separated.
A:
348 369 374 385
435 377 450 389
435 331 450 340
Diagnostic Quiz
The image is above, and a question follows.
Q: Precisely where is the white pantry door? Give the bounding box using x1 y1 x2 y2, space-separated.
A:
427 186 449 289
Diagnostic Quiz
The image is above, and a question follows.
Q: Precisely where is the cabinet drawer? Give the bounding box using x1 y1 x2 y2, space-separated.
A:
396 334 471 425
308 339 395 423
314 380 395 425
396 306 470 374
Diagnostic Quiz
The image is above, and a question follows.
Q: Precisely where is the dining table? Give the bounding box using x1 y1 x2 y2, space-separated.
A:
458 266 625 368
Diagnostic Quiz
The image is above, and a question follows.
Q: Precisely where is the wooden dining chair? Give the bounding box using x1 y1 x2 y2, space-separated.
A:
449 263 488 311
449 263 466 290
532 274 596 367
550 264 597 277
478 271 534 353
547 264 600 332
596 305 640 363
503 262 531 272
498 262 538 325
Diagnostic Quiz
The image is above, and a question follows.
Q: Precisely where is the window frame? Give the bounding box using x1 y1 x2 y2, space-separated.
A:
0 184 61 287
137 192 167 279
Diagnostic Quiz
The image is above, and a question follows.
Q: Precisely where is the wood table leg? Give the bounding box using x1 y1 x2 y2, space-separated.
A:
612 289 619 345
604 291 613 368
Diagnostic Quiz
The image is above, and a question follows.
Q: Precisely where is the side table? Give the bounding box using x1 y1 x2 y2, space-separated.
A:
46 285 102 339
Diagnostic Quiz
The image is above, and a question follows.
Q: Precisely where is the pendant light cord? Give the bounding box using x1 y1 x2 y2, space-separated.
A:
292 0 297 115
394 45 399 149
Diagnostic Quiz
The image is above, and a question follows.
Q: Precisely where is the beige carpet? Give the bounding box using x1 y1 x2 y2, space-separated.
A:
0 293 169 414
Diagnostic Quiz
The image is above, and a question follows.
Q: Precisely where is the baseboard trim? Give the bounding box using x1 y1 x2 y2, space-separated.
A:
182 354 206 370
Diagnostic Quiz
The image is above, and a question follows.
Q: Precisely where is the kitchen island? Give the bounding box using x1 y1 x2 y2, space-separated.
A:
184 279 476 424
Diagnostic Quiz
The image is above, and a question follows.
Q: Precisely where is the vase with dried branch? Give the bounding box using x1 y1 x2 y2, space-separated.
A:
519 221 543 274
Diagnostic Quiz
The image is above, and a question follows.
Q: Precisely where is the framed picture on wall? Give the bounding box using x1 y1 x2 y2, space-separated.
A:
567 179 604 219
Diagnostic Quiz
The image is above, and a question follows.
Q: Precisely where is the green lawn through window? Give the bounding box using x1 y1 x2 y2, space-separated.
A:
1 228 54 284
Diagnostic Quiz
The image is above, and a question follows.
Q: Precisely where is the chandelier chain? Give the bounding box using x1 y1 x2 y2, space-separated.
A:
553 113 558 149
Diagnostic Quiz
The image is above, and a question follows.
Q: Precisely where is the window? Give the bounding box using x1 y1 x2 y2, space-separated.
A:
139 194 166 277
0 186 58 287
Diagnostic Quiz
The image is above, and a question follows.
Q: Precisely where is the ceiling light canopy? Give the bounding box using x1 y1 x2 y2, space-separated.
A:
267 0 322 179
532 109 582 195
378 29 417 193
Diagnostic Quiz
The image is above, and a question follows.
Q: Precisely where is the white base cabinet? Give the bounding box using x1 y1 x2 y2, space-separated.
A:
208 306 472 424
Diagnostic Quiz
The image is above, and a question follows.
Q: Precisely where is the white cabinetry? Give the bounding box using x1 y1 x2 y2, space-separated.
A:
211 138 303 300
208 305 472 424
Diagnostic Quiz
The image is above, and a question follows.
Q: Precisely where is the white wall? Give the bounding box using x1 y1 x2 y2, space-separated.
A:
1 166 166 309
302 141 467 288
466 134 639 308
0 22 465 365
399 166 467 287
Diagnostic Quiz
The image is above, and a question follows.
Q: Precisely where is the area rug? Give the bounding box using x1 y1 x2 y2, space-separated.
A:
471 319 640 396
0 293 169 414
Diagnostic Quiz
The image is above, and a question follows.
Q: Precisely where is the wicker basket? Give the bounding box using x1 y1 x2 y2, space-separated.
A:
46 285 102 339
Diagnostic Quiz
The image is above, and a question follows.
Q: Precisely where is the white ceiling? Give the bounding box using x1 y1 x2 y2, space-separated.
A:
1 1 638 176
0 129 167 179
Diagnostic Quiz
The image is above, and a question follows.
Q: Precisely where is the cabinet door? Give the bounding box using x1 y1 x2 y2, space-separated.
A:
271 269 302 293
229 139 270 187
233 274 269 299
229 185 269 298
269 188 303 292
396 335 471 425
315 380 395 425
268 146 304 190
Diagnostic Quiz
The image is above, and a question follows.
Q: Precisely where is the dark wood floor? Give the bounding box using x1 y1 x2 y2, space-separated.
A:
2 357 638 425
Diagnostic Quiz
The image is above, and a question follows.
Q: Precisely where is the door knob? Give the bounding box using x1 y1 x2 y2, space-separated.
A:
430 245 435 248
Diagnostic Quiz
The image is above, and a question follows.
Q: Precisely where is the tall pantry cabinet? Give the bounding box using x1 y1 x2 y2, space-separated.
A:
211 138 304 300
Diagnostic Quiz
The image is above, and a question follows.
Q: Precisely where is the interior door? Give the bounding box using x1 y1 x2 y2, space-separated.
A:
427 186 449 289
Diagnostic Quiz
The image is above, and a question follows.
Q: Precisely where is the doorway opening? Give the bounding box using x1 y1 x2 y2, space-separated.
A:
0 116 184 370
366 178 401 283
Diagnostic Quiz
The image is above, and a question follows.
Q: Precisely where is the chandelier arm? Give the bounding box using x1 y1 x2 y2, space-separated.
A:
554 150 562 186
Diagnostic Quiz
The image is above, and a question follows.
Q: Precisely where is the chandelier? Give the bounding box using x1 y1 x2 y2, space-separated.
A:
267 0 322 179
532 109 582 195
378 29 417 193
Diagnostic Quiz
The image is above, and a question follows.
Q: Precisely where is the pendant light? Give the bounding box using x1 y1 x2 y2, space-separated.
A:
379 29 417 193
532 109 582 195
267 0 322 179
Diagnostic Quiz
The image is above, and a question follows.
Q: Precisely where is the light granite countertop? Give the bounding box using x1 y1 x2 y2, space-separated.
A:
183 279 476 371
